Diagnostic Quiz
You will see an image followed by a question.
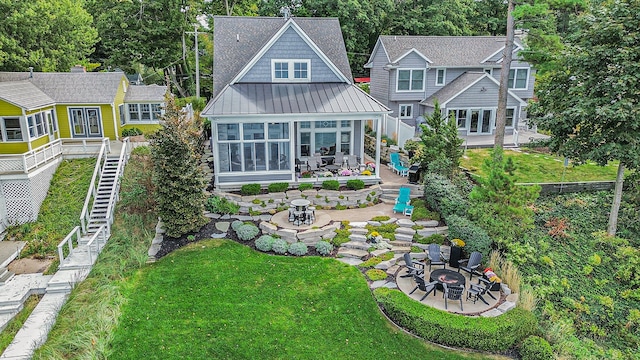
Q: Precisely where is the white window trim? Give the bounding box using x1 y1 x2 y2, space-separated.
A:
68 107 103 138
399 104 413 119
0 116 25 142
508 68 529 90
26 111 48 140
435 68 446 86
396 68 425 92
297 120 354 159
125 103 164 124
271 59 311 83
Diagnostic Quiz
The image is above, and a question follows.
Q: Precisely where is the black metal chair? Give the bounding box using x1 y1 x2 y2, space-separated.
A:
457 251 483 280
443 283 465 311
401 253 425 278
427 244 446 271
409 274 439 301
466 277 498 305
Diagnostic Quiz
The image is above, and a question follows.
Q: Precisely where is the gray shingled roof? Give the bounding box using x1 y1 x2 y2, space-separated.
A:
124 84 167 102
213 16 353 98
203 83 389 116
0 81 55 110
379 36 523 67
421 72 487 107
0 71 125 103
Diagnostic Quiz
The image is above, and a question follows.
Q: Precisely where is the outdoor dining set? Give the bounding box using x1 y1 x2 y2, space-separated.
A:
402 247 498 311
302 152 364 174
288 198 316 226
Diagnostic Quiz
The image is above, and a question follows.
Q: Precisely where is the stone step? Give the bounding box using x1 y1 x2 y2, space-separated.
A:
336 248 369 260
414 220 439 228
348 234 368 243
396 227 416 235
394 233 414 242
391 246 411 253
342 241 371 251
0 268 15 286
396 218 415 228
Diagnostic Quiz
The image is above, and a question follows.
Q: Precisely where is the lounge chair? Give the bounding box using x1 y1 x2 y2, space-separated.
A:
400 253 424 278
457 251 483 280
427 244 446 271
443 283 465 311
409 274 439 301
392 187 411 214
390 152 408 176
466 277 498 305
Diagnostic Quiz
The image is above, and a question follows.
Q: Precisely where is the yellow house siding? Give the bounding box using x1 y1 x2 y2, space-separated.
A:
114 77 128 139
54 104 117 140
30 135 50 149
0 142 29 154
0 99 22 116
54 104 72 138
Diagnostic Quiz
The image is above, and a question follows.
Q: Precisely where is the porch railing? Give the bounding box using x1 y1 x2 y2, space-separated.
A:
0 139 63 173
79 139 110 234
57 226 81 265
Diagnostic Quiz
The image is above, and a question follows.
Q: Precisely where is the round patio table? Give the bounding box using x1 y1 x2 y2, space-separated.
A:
429 269 466 291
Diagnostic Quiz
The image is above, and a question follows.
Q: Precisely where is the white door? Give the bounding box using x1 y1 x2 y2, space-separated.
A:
468 109 492 135
70 108 103 138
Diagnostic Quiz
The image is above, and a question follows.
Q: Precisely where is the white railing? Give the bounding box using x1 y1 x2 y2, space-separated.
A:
0 139 63 173
84 225 108 265
103 138 130 233
57 226 81 264
60 138 111 156
513 128 519 147
80 139 110 234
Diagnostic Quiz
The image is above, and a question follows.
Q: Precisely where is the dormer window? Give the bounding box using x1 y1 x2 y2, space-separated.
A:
272 59 311 82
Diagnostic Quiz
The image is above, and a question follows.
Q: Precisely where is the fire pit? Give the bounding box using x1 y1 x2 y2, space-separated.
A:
429 269 466 290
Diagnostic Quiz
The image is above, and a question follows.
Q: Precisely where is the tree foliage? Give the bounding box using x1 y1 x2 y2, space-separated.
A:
412 101 464 177
150 93 207 238
0 0 97 71
385 0 474 36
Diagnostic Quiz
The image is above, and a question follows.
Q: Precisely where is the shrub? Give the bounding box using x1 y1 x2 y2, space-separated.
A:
268 182 289 193
255 235 276 252
346 179 365 190
205 196 240 214
122 127 143 137
120 149 155 214
298 183 313 191
411 207 440 222
519 336 554 360
241 183 262 195
288 242 308 256
373 288 538 352
371 216 390 222
236 224 259 241
322 180 340 190
332 229 350 247
272 238 288 254
359 257 382 268
231 220 244 231
314 241 334 256
422 234 445 245
446 215 492 257
423 172 468 220
366 269 388 281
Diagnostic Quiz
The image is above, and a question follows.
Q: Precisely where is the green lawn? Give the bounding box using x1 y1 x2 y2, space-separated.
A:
108 240 493 360
460 149 621 183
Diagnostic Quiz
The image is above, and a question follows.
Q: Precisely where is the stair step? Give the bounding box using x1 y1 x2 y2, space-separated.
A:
342 241 371 251
0 268 15 286
336 248 369 260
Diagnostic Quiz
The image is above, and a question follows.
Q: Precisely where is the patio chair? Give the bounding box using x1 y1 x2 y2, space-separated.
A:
457 251 483 280
427 244 447 271
346 155 359 170
466 277 498 305
409 273 439 301
443 283 465 311
390 152 409 176
334 152 344 167
392 187 411 214
400 253 425 278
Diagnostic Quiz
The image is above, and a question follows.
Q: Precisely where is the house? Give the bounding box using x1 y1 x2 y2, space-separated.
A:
0 69 166 231
201 16 390 190
364 36 535 147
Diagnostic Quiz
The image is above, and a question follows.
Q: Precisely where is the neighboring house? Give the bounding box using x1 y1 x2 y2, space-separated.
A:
365 36 534 146
202 16 390 190
0 68 165 231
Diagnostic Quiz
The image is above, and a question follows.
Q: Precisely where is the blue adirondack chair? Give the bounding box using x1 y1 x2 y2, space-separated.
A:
390 152 409 176
393 187 411 213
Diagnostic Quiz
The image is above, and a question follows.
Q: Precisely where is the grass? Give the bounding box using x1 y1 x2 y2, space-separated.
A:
460 148 622 183
108 240 493 360
5 158 95 258
0 295 40 353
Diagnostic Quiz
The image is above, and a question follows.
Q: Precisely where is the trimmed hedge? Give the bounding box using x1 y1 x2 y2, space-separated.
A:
446 214 492 257
346 179 365 190
298 183 313 191
519 336 554 360
423 172 468 220
322 180 340 191
241 183 261 196
373 288 537 352
268 182 289 193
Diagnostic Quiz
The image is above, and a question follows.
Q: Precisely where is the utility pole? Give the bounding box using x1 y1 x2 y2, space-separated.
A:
187 24 200 98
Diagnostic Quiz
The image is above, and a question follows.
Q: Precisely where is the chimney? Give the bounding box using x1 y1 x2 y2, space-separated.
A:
70 65 86 73
29 67 33 78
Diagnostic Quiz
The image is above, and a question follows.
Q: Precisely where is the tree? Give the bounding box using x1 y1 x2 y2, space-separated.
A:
529 0 640 236
385 0 473 36
469 0 507 35
413 101 464 177
0 0 97 71
493 0 515 150
149 92 207 238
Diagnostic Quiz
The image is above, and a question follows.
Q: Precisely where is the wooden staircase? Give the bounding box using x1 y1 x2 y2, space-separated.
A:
86 156 120 234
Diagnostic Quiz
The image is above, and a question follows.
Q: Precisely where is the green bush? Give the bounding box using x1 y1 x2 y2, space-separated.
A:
322 180 340 191
314 241 334 256
519 336 554 360
373 288 538 352
424 234 445 245
122 127 143 137
231 220 244 232
298 183 313 191
268 182 289 193
236 224 259 241
288 242 308 256
446 215 492 257
346 179 365 190
205 196 240 215
423 172 468 220
366 269 388 281
120 149 155 214
272 238 288 254
411 207 440 222
359 257 383 268
241 183 262 196
255 235 276 252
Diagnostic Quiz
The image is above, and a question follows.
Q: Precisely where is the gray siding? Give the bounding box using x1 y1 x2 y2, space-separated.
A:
424 68 484 98
369 42 390 106
445 77 521 108
239 27 342 83
492 59 534 99
388 100 421 118
388 52 428 102
218 173 293 183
